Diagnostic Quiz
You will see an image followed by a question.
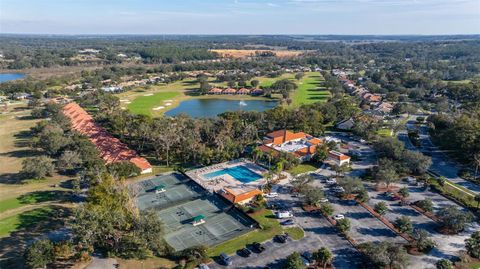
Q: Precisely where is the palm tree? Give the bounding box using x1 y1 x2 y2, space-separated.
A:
313 247 333 269
252 147 263 163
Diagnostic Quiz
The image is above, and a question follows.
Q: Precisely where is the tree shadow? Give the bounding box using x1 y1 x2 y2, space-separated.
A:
357 227 397 238
0 206 72 269
17 190 72 205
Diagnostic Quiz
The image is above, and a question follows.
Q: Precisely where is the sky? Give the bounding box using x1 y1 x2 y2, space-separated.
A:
0 0 479 35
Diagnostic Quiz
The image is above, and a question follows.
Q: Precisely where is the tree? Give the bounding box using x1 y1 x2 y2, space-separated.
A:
436 176 446 187
24 239 55 269
436 259 453 269
412 229 436 253
21 156 55 179
474 193 480 208
57 150 82 173
416 199 434 212
295 72 305 81
321 203 334 216
180 245 208 263
285 252 306 269
374 202 389 216
336 218 351 234
313 144 329 163
107 161 141 179
465 231 480 258
398 187 409 198
356 189 370 202
474 153 480 182
437 205 474 234
250 79 259 88
337 176 364 196
358 241 409 269
313 247 333 269
375 165 399 190
71 174 167 258
300 184 326 206
394 216 413 234
401 151 432 175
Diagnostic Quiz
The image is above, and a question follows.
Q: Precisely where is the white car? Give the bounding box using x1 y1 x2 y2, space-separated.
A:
333 214 345 220
333 186 345 193
319 198 329 203
264 192 279 198
326 179 337 185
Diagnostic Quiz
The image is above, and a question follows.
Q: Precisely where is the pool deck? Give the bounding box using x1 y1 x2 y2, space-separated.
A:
186 159 268 194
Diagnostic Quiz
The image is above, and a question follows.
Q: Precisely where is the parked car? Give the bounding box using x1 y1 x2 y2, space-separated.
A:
274 234 287 243
302 251 313 262
219 252 232 266
333 214 345 220
198 264 210 269
333 186 345 193
252 242 265 253
239 247 252 257
264 192 279 198
326 178 337 184
319 198 329 203
281 219 295 225
275 211 293 219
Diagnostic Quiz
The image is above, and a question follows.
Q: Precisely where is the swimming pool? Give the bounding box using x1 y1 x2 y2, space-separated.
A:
204 165 263 183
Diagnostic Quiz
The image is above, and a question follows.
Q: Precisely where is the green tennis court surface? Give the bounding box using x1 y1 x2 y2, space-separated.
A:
133 173 256 251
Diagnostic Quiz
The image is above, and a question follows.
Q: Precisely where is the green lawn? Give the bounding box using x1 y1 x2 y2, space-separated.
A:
292 72 331 106
469 262 480 269
376 128 393 137
127 91 180 116
288 162 320 176
284 227 305 240
0 206 54 237
207 209 282 257
0 190 69 214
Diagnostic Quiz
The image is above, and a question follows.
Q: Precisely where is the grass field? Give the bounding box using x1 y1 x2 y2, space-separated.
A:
0 206 54 237
292 72 331 106
376 128 393 137
288 162 320 176
0 190 69 214
127 91 180 116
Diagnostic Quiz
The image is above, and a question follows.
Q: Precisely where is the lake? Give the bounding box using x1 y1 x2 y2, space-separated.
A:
0 73 25 83
164 99 278 118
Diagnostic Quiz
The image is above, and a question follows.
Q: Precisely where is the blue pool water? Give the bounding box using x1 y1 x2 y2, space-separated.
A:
204 165 262 183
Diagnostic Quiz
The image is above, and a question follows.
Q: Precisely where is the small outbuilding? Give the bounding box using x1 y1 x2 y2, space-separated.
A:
192 215 206 226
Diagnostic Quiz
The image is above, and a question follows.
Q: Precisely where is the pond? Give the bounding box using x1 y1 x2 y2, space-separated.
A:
0 73 25 83
164 99 278 118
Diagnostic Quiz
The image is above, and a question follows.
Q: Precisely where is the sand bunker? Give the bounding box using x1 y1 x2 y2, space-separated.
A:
143 93 153 96
120 99 129 102
165 103 172 106
164 100 173 102
152 106 165 111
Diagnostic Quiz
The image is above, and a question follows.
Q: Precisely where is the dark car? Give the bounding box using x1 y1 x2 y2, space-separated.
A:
274 234 287 243
219 252 232 266
281 219 295 225
302 251 313 262
238 247 252 257
251 242 266 253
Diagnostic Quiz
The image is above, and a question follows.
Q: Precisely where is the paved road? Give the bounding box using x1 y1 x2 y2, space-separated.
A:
397 115 480 194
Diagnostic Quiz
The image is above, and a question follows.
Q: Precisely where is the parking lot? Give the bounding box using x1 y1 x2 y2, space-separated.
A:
364 181 480 267
210 185 363 269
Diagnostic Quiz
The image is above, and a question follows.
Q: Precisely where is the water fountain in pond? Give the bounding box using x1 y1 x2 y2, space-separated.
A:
239 100 247 106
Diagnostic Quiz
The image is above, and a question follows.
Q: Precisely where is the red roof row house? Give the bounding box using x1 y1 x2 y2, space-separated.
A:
62 102 152 174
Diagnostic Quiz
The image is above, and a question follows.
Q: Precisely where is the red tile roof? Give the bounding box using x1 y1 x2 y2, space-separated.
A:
62 102 152 172
265 130 308 145
221 188 263 204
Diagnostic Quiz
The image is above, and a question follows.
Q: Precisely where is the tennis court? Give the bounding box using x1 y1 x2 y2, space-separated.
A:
133 173 256 251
